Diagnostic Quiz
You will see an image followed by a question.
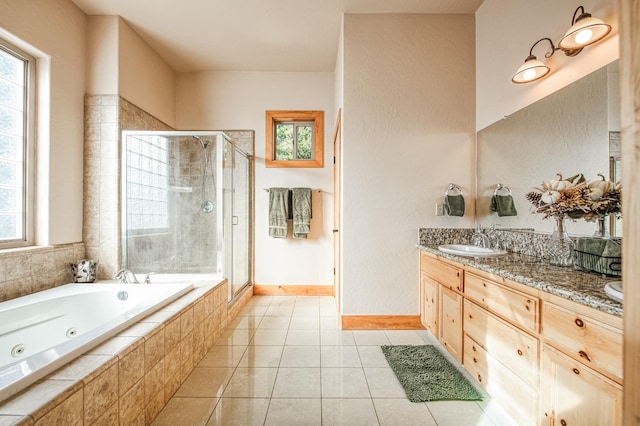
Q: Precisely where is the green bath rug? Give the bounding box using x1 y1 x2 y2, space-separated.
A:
381 345 483 402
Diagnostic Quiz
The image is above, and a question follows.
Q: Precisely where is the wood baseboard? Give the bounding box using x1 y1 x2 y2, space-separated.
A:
253 284 334 296
341 315 424 330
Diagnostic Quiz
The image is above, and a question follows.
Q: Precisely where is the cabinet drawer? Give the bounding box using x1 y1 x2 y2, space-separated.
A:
465 272 538 333
542 302 622 383
463 335 537 425
420 252 463 293
464 300 539 388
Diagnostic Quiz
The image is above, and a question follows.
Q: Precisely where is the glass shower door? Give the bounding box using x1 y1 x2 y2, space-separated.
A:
222 138 251 301
232 151 250 295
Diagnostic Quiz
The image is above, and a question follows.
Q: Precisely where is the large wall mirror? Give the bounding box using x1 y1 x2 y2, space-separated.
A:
476 60 620 236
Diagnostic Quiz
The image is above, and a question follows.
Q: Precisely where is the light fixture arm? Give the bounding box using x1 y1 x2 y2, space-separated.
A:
528 37 558 59
570 6 587 25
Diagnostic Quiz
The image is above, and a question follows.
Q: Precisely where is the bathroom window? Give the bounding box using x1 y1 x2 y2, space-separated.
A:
0 39 36 249
265 110 324 168
125 135 169 232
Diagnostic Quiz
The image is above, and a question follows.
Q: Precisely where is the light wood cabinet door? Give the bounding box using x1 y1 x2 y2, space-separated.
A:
540 344 622 426
542 302 622 383
439 285 462 362
420 273 439 338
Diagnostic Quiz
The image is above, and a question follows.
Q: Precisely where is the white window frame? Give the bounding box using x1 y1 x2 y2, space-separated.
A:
0 38 36 249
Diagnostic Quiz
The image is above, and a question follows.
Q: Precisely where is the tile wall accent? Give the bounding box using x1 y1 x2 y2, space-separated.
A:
0 244 86 303
0 280 253 425
83 95 172 279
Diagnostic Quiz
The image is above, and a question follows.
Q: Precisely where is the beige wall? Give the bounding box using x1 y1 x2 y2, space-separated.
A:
118 18 176 128
341 14 476 315
476 0 619 131
86 16 176 127
0 0 86 245
176 71 335 286
86 16 118 95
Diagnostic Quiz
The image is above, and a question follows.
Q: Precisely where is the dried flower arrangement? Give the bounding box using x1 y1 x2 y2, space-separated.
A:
526 173 621 220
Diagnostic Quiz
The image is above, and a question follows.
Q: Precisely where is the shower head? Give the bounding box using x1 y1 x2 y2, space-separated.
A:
192 135 209 149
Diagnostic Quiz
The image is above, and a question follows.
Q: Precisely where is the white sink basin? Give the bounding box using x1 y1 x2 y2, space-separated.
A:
604 281 623 303
438 244 508 258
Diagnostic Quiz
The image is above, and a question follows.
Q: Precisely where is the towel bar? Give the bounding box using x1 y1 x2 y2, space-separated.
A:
444 183 462 196
493 183 512 196
264 188 323 192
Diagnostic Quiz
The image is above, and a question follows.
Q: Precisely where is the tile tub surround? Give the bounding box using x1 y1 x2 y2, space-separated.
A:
418 245 622 317
0 279 252 425
0 243 86 303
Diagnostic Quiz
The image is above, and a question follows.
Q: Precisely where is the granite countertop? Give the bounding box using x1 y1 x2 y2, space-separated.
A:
418 244 623 317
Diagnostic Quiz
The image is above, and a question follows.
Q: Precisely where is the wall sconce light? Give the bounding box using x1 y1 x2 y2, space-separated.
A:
558 6 612 54
512 5 611 84
512 38 554 84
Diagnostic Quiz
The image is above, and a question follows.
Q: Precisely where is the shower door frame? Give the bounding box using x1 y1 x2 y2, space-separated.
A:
120 131 252 301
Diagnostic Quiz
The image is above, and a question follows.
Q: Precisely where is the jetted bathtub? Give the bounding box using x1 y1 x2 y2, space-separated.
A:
0 282 194 402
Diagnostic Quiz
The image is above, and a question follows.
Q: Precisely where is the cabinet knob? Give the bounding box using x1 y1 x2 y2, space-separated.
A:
578 350 591 362
517 349 523 356
473 357 478 363
560 420 567 426
477 374 482 383
575 318 584 328
572 368 580 375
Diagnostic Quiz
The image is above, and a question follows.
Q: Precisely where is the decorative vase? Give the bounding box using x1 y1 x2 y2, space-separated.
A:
548 217 574 267
593 215 610 238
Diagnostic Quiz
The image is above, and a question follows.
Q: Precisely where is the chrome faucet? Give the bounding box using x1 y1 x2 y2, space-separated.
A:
113 269 140 284
470 224 490 248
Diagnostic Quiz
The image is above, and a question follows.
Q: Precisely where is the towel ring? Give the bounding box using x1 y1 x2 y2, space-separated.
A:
493 183 512 196
444 183 462 196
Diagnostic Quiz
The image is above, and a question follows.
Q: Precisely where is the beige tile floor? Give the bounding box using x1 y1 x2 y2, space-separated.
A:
152 296 517 426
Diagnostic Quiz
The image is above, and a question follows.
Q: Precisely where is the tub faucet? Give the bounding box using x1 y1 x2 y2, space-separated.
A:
113 269 140 284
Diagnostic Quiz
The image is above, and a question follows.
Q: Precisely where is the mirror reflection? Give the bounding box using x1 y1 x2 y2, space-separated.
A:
476 60 620 236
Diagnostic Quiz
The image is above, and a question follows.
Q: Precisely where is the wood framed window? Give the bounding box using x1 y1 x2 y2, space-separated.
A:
265 110 323 168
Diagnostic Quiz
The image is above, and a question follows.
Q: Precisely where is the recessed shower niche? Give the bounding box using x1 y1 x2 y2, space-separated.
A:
121 131 252 301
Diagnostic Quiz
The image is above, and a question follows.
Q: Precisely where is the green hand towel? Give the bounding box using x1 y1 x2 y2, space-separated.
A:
444 194 465 217
268 188 289 238
490 194 518 217
292 187 311 239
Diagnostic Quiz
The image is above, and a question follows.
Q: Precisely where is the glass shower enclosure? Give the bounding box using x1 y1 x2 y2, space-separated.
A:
121 131 251 301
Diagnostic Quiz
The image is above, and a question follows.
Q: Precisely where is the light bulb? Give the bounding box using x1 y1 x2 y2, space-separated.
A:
574 28 593 45
522 68 537 81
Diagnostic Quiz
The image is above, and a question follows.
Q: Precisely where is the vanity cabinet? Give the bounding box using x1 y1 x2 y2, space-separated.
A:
418 250 623 425
540 344 622 426
439 286 463 361
541 302 622 383
420 251 463 361
419 273 439 337
540 299 623 425
463 272 540 425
